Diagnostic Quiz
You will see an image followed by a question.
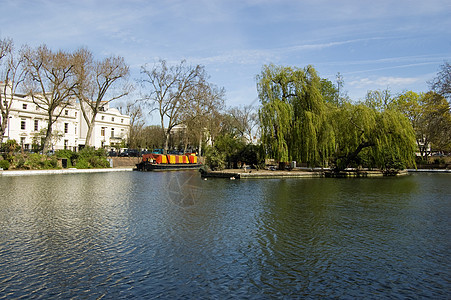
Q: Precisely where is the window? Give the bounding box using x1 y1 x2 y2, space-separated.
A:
64 140 68 149
112 117 115 122
75 112 77 117
101 127 105 137
35 105 39 111
21 119 26 130
23 103 27 110
121 119 124 123
65 110 69 116
34 119 39 131
64 123 69 134
101 116 105 121
111 128 115 137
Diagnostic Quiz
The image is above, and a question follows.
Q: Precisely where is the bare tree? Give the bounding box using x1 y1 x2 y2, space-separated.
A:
228 104 259 144
183 82 225 154
73 48 130 147
23 45 77 152
1 38 27 142
429 61 451 102
125 101 145 149
140 59 205 153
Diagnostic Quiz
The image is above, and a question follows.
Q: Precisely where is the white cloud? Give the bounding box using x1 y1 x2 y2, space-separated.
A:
349 76 419 89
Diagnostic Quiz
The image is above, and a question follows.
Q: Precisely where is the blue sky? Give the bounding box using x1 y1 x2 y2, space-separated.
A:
1 0 450 115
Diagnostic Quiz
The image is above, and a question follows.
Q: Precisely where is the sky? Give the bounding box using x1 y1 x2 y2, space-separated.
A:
1 0 450 120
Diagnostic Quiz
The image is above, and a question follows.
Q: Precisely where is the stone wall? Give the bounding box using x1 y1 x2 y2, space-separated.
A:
110 157 142 167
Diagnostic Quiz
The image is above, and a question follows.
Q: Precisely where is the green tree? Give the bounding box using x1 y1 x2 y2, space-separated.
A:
257 64 333 166
329 102 416 172
419 92 451 154
393 91 451 159
320 78 339 106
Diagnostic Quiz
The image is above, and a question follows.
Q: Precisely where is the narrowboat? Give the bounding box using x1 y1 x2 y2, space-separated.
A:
135 153 202 171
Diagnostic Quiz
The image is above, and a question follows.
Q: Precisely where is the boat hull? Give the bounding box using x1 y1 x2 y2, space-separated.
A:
135 161 202 171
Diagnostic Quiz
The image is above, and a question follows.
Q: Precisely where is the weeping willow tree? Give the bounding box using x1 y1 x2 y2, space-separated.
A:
329 102 416 172
258 64 334 166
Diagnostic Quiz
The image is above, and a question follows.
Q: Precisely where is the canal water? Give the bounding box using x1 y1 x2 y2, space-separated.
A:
0 172 449 299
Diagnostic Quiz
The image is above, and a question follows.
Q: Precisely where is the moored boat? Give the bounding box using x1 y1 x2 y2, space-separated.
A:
135 153 202 171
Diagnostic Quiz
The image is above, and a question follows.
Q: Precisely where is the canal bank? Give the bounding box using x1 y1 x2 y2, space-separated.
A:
0 167 133 176
200 168 413 179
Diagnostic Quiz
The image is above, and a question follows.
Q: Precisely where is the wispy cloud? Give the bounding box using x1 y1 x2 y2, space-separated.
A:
349 76 420 89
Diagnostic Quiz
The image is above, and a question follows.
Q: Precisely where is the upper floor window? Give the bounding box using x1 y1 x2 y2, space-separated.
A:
34 119 39 131
21 119 26 130
111 128 115 137
64 123 69 134
101 127 105 137
112 117 115 122
22 104 27 110
121 119 124 123
101 116 105 121
65 110 69 116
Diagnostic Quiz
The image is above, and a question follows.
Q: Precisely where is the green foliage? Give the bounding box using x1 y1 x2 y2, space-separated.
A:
258 64 334 166
1 139 21 162
0 159 10 170
55 149 74 159
73 147 110 169
393 91 451 158
23 153 58 170
239 144 266 170
320 78 339 106
205 133 265 170
205 146 226 171
329 102 416 171
257 63 417 172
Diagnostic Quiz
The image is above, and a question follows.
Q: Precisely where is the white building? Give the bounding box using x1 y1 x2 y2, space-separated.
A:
1 83 130 151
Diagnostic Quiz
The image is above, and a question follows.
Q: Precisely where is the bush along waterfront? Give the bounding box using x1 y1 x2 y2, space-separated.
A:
0 142 110 170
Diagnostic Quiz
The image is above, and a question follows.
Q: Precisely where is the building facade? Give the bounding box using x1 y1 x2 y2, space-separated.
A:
1 84 130 151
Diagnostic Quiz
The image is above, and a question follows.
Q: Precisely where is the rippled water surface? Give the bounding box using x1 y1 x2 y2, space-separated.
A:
0 171 449 299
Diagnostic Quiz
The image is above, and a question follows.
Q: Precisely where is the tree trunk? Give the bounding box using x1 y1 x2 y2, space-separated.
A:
336 141 374 172
42 115 53 153
84 114 96 147
0 112 7 141
198 134 202 156
164 131 170 154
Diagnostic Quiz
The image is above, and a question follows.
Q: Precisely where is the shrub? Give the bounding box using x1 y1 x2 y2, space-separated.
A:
0 159 10 170
23 153 59 170
73 147 109 168
205 146 226 171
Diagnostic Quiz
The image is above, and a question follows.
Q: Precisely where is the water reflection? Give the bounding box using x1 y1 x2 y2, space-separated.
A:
0 172 449 298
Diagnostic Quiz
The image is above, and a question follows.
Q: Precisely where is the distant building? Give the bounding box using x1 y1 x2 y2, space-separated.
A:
1 83 130 151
